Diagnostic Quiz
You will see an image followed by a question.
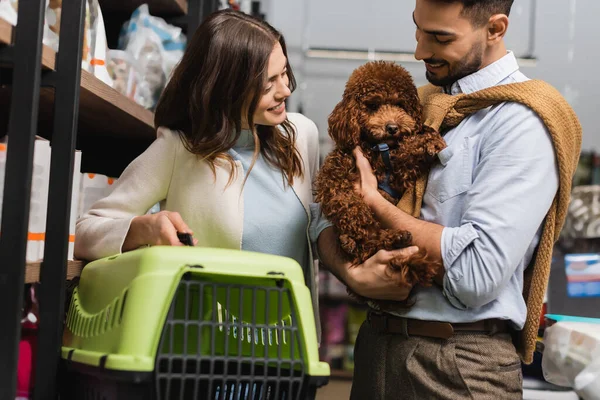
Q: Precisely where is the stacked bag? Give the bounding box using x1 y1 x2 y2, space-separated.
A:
0 137 118 262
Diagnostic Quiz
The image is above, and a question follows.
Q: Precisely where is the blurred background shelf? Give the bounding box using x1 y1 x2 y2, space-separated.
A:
98 0 188 15
25 260 85 284
0 16 156 169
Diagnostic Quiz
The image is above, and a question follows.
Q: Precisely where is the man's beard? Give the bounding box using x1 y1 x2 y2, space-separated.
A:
425 44 484 87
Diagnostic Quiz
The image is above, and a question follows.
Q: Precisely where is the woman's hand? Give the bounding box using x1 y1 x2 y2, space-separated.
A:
122 211 198 251
353 147 381 206
346 246 418 302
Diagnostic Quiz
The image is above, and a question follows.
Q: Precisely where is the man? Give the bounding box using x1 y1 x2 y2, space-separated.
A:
314 0 581 398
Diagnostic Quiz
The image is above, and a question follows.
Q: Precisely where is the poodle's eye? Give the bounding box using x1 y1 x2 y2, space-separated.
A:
366 103 379 112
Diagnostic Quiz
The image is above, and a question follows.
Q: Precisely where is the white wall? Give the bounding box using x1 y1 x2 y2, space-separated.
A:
267 0 600 155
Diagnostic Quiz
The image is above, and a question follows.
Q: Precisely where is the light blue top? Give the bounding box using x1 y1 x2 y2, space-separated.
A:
229 130 309 274
396 51 559 329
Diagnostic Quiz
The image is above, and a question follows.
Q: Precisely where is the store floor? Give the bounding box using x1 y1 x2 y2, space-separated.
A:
316 380 352 399
314 377 583 400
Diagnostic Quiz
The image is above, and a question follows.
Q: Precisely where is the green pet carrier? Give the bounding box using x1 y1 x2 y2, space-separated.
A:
60 247 330 399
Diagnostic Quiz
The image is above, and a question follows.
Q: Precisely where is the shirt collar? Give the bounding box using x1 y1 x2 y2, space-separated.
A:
445 51 520 95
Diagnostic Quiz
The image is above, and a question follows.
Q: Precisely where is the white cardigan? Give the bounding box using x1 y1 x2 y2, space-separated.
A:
75 111 319 257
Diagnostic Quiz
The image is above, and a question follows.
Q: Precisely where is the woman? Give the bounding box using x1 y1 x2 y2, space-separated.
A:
74 10 322 313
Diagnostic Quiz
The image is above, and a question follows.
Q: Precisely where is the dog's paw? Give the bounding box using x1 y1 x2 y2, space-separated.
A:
404 252 441 286
393 231 413 248
339 234 357 254
380 229 413 250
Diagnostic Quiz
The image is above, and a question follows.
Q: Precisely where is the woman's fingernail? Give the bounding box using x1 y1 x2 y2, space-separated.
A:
408 246 419 254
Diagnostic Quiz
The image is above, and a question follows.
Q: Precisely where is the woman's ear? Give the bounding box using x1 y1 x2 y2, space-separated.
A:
327 97 361 150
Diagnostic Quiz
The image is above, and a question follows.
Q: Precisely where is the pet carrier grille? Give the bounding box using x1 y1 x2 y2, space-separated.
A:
155 273 307 400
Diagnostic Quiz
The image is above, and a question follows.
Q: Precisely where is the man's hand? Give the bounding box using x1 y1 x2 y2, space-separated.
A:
317 227 419 301
353 147 381 206
347 246 419 302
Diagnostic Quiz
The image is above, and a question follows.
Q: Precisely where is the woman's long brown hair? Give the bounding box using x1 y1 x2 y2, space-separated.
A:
154 9 303 186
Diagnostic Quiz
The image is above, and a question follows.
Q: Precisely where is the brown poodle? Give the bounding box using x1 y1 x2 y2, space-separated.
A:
314 61 446 308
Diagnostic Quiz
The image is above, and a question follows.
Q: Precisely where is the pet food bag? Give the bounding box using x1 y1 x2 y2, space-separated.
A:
86 0 112 86
107 49 139 100
118 4 186 109
78 173 117 217
0 0 18 25
543 318 600 400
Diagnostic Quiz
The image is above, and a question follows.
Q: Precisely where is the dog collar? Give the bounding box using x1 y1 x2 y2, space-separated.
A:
371 143 402 199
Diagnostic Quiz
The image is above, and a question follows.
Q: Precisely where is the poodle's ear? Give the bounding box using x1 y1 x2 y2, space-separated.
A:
406 89 425 133
421 124 446 157
327 97 361 150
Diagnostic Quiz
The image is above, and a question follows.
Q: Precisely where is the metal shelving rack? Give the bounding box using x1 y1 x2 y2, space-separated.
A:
0 0 219 398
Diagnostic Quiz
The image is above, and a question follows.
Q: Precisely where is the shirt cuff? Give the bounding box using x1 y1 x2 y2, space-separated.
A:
309 203 333 244
441 224 479 309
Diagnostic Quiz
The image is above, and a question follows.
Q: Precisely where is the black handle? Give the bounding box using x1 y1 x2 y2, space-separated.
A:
177 232 194 246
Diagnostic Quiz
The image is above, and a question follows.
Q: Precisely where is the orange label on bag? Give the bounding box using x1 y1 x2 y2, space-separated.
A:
28 233 45 241
90 58 105 66
28 233 76 242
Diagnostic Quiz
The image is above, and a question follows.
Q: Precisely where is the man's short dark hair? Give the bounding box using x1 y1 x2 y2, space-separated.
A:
431 0 514 26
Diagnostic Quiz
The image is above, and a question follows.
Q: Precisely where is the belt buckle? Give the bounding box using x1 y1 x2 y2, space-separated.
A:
440 322 454 339
421 321 454 340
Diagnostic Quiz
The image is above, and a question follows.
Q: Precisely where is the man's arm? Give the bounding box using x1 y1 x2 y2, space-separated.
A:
317 226 418 301
313 225 350 283
363 188 444 266
355 105 558 309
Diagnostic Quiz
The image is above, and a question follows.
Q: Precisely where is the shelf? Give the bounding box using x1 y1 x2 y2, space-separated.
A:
0 17 156 142
25 260 85 283
0 18 56 69
99 0 188 15
330 369 354 380
75 70 155 138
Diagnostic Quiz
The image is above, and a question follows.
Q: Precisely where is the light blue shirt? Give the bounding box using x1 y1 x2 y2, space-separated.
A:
229 130 309 273
397 51 559 328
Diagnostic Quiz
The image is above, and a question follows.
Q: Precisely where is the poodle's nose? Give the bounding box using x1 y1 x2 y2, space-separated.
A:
386 123 399 135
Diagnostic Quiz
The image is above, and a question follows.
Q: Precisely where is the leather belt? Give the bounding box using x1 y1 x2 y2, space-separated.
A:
367 311 509 340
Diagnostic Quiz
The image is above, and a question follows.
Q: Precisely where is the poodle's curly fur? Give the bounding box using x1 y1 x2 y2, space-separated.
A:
315 61 446 308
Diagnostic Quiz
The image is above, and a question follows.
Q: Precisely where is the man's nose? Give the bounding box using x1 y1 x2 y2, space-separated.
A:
414 39 432 61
